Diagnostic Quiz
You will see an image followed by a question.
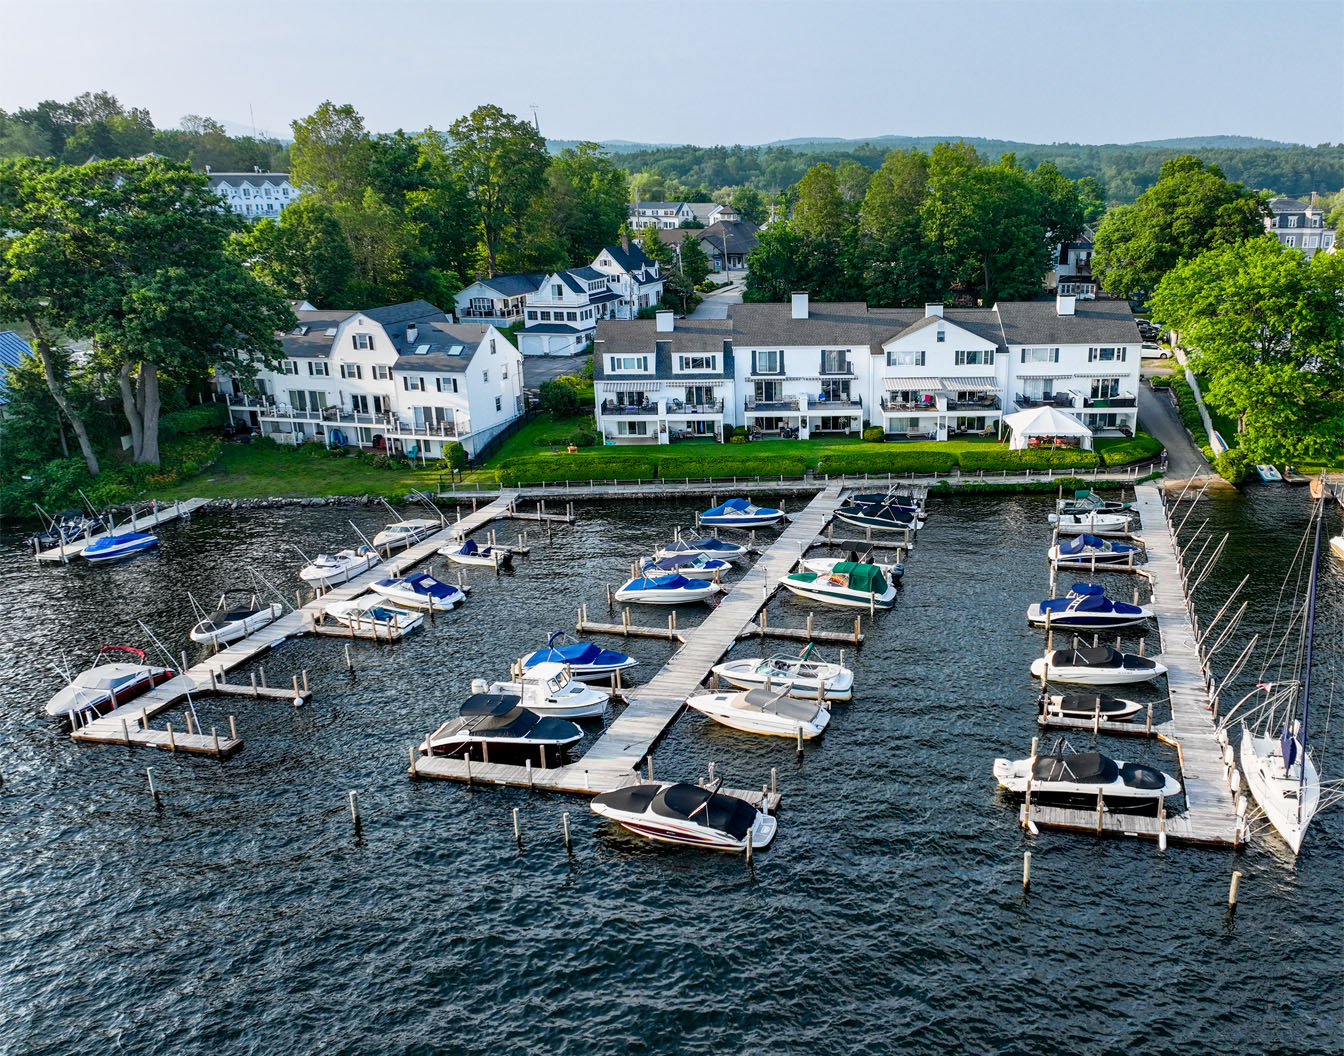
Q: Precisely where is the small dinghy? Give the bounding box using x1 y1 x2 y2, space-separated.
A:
482 662 609 720
370 572 467 611
711 644 854 701
189 591 285 646
1047 511 1133 536
835 501 919 533
613 572 720 605
46 646 174 718
800 552 903 580
687 686 830 739
419 693 582 765
994 749 1181 812
590 780 777 852
372 518 441 549
1026 584 1152 630
779 560 897 609
652 536 749 563
1048 533 1143 569
323 595 424 634
299 546 381 587
438 538 513 568
640 553 732 576
1254 464 1284 483
699 498 785 528
518 632 638 681
1030 642 1167 685
81 530 159 563
1056 489 1132 515
1040 690 1145 722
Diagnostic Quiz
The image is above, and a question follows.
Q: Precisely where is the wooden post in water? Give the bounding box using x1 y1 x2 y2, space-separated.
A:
259 666 267 689
185 711 195 736
146 767 159 804
562 811 572 851
512 807 521 845
167 722 176 753
1022 851 1032 890
229 715 237 740
1228 870 1243 909
646 754 654 780
1095 788 1104 832
745 829 753 865
348 790 361 834
463 752 472 785
212 728 222 757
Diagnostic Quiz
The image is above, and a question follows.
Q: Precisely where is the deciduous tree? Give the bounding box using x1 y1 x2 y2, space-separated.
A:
548 142 629 263
792 162 847 241
289 101 373 203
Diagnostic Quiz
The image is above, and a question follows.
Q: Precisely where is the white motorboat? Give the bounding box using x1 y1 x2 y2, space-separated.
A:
613 572 720 605
800 553 903 581
779 561 897 609
1039 690 1145 723
640 553 732 577
1030 642 1167 685
189 591 284 646
438 538 513 568
710 644 854 701
834 501 919 533
299 546 381 587
482 662 609 720
323 594 425 634
1026 584 1153 630
517 632 638 681
993 749 1181 812
1330 534 1344 561
45 646 174 719
699 498 785 528
686 686 830 739
653 536 749 563
590 780 778 852
418 693 582 766
1056 489 1132 515
370 573 468 611
372 518 441 549
1047 511 1133 536
1048 533 1143 569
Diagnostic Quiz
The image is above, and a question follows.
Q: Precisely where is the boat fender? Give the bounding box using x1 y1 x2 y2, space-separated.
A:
471 678 488 694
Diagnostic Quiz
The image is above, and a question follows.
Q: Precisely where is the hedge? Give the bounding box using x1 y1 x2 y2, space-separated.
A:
817 449 959 475
958 447 1101 472
160 403 228 438
1097 434 1164 466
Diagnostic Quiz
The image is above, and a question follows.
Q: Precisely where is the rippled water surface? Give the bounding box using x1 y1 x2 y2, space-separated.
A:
2 488 1342 1055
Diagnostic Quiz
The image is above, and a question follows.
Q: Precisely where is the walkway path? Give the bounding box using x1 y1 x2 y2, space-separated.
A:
1137 382 1209 480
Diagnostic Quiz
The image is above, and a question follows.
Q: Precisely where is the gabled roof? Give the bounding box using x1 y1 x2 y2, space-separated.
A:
633 201 686 211
593 318 734 380
464 273 547 298
363 301 450 327
600 242 656 274
282 310 361 357
697 219 760 256
570 265 605 281
993 299 1139 347
392 321 495 373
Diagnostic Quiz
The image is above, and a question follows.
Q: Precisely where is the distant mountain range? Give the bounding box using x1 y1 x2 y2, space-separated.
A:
546 134 1301 154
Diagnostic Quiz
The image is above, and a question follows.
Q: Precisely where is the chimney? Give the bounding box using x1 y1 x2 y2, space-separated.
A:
655 310 674 333
1056 293 1076 317
406 323 419 344
924 303 943 318
621 230 630 253
791 291 809 320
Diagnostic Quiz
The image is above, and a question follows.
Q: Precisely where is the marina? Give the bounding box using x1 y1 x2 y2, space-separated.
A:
32 497 211 563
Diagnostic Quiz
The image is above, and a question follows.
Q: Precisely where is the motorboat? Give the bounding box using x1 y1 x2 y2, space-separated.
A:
834 501 919 533
46 646 174 719
418 693 582 765
779 561 897 609
1047 511 1133 536
1048 533 1143 569
1056 489 1132 515
438 538 513 568
372 518 442 549
1026 584 1153 631
29 509 99 552
1039 690 1145 722
518 632 638 681
1331 535 1344 561
298 546 381 587
711 644 855 701
613 572 720 605
640 553 732 577
652 536 749 563
81 530 159 563
370 572 468 611
482 662 609 720
1030 642 1167 685
323 594 424 634
800 552 903 580
589 780 778 851
189 591 285 646
993 749 1181 812
698 498 785 528
850 491 927 521
1254 464 1283 483
687 686 831 739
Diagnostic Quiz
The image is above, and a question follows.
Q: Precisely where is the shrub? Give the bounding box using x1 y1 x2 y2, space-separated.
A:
729 433 747 444
444 442 468 471
1215 448 1250 484
818 449 959 475
539 380 580 418
957 447 1101 472
1097 433 1164 466
1149 375 1174 388
566 428 599 448
159 403 228 438
862 426 885 443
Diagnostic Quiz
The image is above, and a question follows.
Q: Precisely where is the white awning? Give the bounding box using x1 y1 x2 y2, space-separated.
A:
883 377 941 388
939 377 1001 392
1016 373 1074 381
598 381 648 392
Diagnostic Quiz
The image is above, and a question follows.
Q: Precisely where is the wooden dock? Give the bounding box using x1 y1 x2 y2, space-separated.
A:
412 484 846 800
35 497 211 563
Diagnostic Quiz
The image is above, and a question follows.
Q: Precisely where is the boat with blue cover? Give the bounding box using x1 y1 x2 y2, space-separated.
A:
438 537 513 568
370 572 468 611
613 572 720 605
779 560 897 609
652 536 749 563
698 498 785 528
80 529 159 563
1026 583 1153 630
518 632 638 681
418 693 582 765
1048 533 1143 568
640 553 732 576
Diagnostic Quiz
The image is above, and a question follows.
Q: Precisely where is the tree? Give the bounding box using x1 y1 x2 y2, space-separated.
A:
1148 237 1344 463
1092 155 1266 296
679 234 711 286
334 188 419 305
289 101 373 203
548 142 629 262
792 162 847 241
235 196 355 306
660 268 700 314
449 105 549 276
835 160 872 204
1076 176 1107 224
538 379 579 418
1028 161 1084 247
639 223 673 268
730 185 767 225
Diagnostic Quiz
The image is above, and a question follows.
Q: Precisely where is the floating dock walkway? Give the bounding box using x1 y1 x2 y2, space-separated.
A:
411 484 847 803
1024 483 1240 846
35 498 211 563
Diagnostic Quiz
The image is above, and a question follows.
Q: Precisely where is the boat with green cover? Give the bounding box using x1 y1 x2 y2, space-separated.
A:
778 560 897 609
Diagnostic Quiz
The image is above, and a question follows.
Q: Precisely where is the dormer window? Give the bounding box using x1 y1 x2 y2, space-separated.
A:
552 284 563 298
608 355 649 371
353 333 373 350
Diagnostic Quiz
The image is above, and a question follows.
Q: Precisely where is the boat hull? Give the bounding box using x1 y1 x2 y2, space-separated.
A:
711 660 854 701
81 535 159 562
46 667 174 718
370 583 466 611
189 604 284 646
590 789 778 851
613 585 720 605
299 551 380 586
1029 656 1167 685
1025 603 1152 630
686 693 829 738
834 511 917 533
779 578 896 609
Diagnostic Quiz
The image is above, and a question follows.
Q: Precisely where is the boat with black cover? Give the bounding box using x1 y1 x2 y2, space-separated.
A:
652 535 749 563
993 748 1181 812
189 590 285 646
589 779 778 851
418 693 582 765
1030 642 1167 685
834 501 919 533
1039 690 1145 722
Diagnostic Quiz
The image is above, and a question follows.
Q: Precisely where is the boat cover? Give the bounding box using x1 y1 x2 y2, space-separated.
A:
652 783 757 838
460 693 524 717
666 537 740 553
643 554 721 572
1118 763 1166 789
593 783 660 813
703 498 758 517
1070 583 1106 596
626 573 709 591
85 532 156 552
379 573 457 598
1058 534 1137 556
741 688 822 721
792 561 888 594
525 642 619 667
1056 693 1129 716
841 502 913 524
1031 751 1119 784
1053 645 1122 667
459 539 479 555
1039 593 1127 615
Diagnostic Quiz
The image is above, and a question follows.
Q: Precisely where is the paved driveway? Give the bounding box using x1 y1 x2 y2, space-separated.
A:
522 355 588 390
1137 382 1210 479
691 280 745 319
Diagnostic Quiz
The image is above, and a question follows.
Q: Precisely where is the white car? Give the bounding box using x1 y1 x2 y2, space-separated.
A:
1140 342 1170 359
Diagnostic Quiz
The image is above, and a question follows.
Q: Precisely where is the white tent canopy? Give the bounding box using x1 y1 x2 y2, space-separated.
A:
1002 405 1094 451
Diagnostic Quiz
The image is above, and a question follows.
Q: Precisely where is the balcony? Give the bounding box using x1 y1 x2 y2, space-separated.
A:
231 397 461 436
945 395 1002 411
666 398 724 415
881 396 939 412
599 400 659 416
745 396 800 412
459 305 523 321
819 363 855 376
1082 393 1137 408
1015 394 1078 410
807 394 863 411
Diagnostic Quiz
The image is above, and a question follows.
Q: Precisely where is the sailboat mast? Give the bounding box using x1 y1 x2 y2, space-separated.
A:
1298 501 1325 819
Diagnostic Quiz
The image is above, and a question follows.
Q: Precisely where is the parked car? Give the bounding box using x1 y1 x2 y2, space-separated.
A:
1140 342 1170 360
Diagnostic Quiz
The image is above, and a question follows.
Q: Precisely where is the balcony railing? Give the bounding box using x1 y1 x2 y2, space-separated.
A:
946 396 1002 411
666 399 724 414
807 394 863 411
230 397 461 436
459 305 523 320
881 397 939 412
819 364 855 376
1082 394 1137 408
599 401 659 415
745 397 801 412
1015 394 1078 410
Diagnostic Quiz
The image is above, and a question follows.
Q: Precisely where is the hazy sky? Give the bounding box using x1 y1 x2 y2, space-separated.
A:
3 0 1341 145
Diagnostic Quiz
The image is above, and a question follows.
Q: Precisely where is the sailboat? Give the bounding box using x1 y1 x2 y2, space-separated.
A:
1238 504 1327 854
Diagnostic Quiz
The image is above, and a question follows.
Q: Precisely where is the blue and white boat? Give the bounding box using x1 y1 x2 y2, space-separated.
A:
438 538 513 568
81 530 159 563
640 553 732 576
613 572 720 605
1255 464 1284 483
1047 534 1143 569
370 572 468 611
699 498 785 528
519 633 639 681
1026 584 1153 630
653 536 749 563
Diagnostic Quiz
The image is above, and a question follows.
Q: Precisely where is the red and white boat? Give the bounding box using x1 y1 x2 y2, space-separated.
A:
46 646 174 719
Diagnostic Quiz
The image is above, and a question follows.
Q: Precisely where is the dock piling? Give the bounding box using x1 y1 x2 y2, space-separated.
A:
167 722 176 753
146 767 159 805
770 767 777 797
562 811 572 851
409 745 418 776
1022 850 1032 889
344 644 353 672
122 718 131 745
228 715 237 740
348 790 361 834
512 807 521 846
1228 870 1243 909
745 829 753 865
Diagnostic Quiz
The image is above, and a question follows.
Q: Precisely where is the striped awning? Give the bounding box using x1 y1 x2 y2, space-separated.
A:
938 377 1001 392
598 381 649 392
883 377 941 388
1016 373 1074 381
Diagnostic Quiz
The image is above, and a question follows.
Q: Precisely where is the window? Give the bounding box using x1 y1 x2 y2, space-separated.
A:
1090 377 1121 399
955 349 992 365
469 297 491 315
616 420 648 436
374 365 391 380
822 349 849 374
482 370 488 383
887 350 925 367
340 364 362 379
495 396 502 411
308 361 329 376
435 377 457 393
608 355 649 371
552 284 563 299
567 311 577 322
755 350 781 373
678 355 716 371
353 333 373 350
1284 236 1297 248
1021 347 1059 363
527 311 539 321
1088 347 1126 362
540 311 552 321
501 364 508 379
350 394 369 414
282 360 298 375
403 376 425 391
489 339 496 354
936 330 945 342
373 395 389 414
1288 215 1299 227
820 379 851 403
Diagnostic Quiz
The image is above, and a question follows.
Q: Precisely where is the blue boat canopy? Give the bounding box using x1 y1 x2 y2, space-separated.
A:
524 641 630 667
629 573 708 590
460 539 479 555
1070 583 1106 596
378 573 458 597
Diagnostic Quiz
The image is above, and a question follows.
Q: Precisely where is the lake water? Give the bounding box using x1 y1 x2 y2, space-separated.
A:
2 487 1342 1055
